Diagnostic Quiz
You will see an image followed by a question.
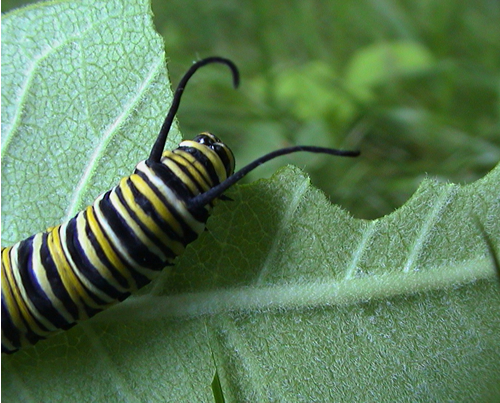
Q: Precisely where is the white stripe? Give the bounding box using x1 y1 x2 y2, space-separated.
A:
75 211 131 293
93 192 159 280
109 190 168 261
31 232 76 324
59 219 115 305
136 161 205 235
11 235 71 330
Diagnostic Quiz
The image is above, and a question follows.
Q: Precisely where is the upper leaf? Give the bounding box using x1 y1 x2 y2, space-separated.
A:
1 0 179 245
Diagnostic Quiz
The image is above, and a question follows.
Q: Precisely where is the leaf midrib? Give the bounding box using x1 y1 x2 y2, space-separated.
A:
95 255 494 323
1 6 109 156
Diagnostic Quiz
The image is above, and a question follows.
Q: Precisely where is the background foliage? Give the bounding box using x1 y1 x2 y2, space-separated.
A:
3 0 499 219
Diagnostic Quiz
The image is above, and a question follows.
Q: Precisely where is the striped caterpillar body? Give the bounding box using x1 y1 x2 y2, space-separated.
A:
1 132 234 354
1 57 359 354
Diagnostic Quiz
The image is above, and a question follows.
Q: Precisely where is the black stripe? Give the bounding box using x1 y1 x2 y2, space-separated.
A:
16 236 72 331
2 290 22 352
39 232 101 320
84 206 149 290
146 160 196 200
114 186 178 262
80 208 133 290
162 152 218 221
212 144 234 177
168 153 208 195
98 191 165 273
133 168 202 245
125 173 187 244
65 215 129 300
177 146 220 188
143 162 209 236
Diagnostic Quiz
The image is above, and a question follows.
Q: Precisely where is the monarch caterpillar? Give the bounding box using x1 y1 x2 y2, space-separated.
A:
1 57 360 354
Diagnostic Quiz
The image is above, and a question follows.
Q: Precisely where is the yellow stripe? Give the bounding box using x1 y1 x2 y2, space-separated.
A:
1 246 47 338
127 174 184 238
74 212 128 293
178 140 227 183
137 162 206 236
170 153 212 191
85 206 138 290
1 247 24 335
221 146 235 175
47 226 99 318
167 152 212 192
160 157 200 195
119 178 184 257
170 149 213 187
58 221 115 304
108 190 168 261
31 233 74 323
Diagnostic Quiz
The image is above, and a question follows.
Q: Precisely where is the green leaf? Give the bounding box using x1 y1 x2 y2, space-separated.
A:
345 41 435 102
2 1 500 402
274 60 356 122
1 0 179 245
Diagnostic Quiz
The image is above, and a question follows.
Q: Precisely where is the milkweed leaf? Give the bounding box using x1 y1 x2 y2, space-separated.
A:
2 0 500 402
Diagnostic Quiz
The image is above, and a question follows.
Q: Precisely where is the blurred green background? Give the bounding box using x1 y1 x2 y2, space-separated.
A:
3 0 499 219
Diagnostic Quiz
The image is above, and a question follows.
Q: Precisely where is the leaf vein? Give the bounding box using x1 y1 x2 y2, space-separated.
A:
1 14 112 158
403 185 457 272
255 176 309 285
64 54 165 218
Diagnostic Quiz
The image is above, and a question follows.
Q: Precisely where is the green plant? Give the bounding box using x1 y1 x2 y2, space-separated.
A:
2 0 499 401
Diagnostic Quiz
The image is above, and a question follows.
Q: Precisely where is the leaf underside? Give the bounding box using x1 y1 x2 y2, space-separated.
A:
2 0 499 402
